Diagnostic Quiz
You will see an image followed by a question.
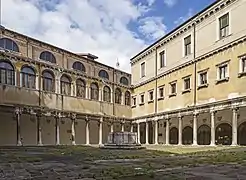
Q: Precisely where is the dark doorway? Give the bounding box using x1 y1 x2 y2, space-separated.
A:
169 127 178 144
215 123 232 145
198 125 211 145
238 122 246 145
182 126 193 145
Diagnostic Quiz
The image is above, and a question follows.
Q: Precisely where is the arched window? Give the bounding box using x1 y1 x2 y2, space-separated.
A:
76 79 86 98
125 91 131 106
0 38 19 52
20 66 36 89
42 70 55 92
98 70 109 80
90 82 99 100
103 86 111 102
60 74 71 95
120 77 129 86
0 60 15 85
72 61 86 72
40 51 56 63
115 88 122 104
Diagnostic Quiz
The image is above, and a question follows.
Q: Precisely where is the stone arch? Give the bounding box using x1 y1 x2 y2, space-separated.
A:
182 126 193 145
90 82 99 100
76 78 86 98
103 85 111 102
115 87 122 104
42 69 55 92
98 70 109 80
169 127 178 145
20 65 36 89
124 91 131 106
60 74 72 95
40 51 56 63
0 59 15 85
238 122 246 145
72 61 86 72
120 76 129 86
198 125 211 145
215 123 232 145
0 38 19 52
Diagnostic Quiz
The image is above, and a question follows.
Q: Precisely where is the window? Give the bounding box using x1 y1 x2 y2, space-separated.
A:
183 77 191 90
0 38 19 52
98 70 109 80
76 79 86 98
159 50 166 68
90 82 99 100
219 13 229 39
20 66 36 89
148 90 154 102
241 57 246 73
140 94 145 104
199 72 208 85
115 88 122 104
103 86 111 102
132 97 136 106
120 77 129 86
170 82 177 95
60 74 71 95
125 91 131 106
72 61 86 72
40 51 56 64
158 86 164 99
184 35 191 56
0 60 15 85
140 62 145 78
42 70 55 92
218 64 228 80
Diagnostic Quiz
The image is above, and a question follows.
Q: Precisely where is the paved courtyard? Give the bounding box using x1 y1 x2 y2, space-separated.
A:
0 146 246 179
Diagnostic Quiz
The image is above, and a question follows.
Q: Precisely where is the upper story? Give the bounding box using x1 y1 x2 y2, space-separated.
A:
131 0 246 86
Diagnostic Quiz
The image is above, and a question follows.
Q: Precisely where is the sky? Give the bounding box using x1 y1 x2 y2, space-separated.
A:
2 0 216 73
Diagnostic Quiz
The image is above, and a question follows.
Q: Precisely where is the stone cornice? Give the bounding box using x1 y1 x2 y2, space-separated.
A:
131 0 236 65
132 34 246 89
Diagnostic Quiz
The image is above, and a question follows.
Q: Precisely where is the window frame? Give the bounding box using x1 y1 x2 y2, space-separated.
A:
0 60 15 86
216 60 230 84
76 79 86 98
132 96 137 107
159 50 166 69
148 89 154 103
238 55 246 77
197 69 209 89
169 81 177 97
158 86 164 100
20 66 36 89
140 62 146 78
139 93 145 105
217 11 231 41
184 35 192 56
182 75 191 93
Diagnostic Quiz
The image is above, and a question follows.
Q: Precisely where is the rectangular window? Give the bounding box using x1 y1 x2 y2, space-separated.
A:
219 13 229 39
170 82 177 94
184 35 191 56
199 72 208 85
242 57 246 73
158 86 164 98
218 64 228 80
149 90 154 101
159 50 166 68
183 77 190 90
141 62 145 78
140 94 145 104
132 97 136 106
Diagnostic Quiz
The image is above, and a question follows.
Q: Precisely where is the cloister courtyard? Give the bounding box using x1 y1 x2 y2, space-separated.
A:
1 145 246 179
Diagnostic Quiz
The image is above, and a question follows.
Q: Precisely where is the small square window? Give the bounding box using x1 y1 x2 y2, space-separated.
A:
148 90 154 101
170 82 177 95
159 50 166 68
183 77 191 90
199 72 208 85
219 13 229 39
218 64 228 80
158 86 164 99
140 62 145 78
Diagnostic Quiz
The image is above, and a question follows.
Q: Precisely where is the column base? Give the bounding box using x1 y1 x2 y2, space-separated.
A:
37 143 43 146
209 143 216 146
230 144 238 146
178 143 183 146
72 142 76 146
192 143 198 146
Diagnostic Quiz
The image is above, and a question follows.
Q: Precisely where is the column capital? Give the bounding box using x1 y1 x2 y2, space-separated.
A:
14 107 22 115
70 113 77 120
54 112 62 119
36 109 42 117
193 111 199 117
177 112 183 119
99 117 103 123
209 107 217 114
85 116 90 123
164 115 170 120
120 120 125 124
231 106 239 112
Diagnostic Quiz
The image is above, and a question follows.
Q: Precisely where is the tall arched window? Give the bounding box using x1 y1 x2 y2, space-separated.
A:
40 51 56 63
103 86 111 102
98 70 109 80
76 79 86 98
125 91 131 106
0 38 19 52
60 74 71 95
90 82 99 100
115 88 122 104
120 77 129 86
20 66 36 89
42 70 55 92
72 61 86 72
0 60 15 85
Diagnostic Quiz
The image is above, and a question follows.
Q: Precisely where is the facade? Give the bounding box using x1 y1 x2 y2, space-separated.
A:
131 0 246 146
0 27 133 146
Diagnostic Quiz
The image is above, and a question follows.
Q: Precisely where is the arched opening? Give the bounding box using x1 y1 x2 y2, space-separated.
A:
90 82 99 100
72 61 86 72
103 86 111 102
60 74 71 95
125 91 131 106
215 123 232 145
0 38 19 52
115 88 122 104
198 125 211 145
182 126 193 145
20 66 36 89
98 70 109 80
42 70 55 92
120 77 129 86
76 79 86 98
40 51 56 63
238 122 246 145
0 60 15 85
169 127 178 145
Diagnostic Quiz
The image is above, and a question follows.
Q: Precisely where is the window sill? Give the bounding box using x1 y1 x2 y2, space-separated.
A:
169 93 177 98
148 100 154 104
131 105 136 108
216 33 232 43
182 89 191 94
215 77 229 84
197 84 208 90
238 72 246 78
158 97 164 101
139 103 144 106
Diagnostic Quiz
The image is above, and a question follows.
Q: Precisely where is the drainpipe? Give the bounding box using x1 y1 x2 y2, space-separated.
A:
193 23 197 107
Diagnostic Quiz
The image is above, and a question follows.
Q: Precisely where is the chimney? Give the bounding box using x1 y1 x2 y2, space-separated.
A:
77 53 98 61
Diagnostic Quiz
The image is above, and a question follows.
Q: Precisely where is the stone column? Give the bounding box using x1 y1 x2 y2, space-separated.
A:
15 107 22 146
98 117 103 145
178 114 183 145
145 120 149 145
210 109 216 146
36 111 42 146
154 119 159 145
193 112 198 146
165 117 170 145
55 113 60 145
231 107 238 146
121 121 125 132
137 122 141 144
110 122 114 133
85 116 90 145
130 123 134 132
71 113 76 145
